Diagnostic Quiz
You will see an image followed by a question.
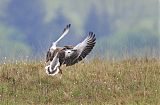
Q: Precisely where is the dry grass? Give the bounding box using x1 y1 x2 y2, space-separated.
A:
0 58 160 105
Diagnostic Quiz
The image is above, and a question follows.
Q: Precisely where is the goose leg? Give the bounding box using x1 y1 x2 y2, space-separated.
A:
59 67 63 74
58 66 63 79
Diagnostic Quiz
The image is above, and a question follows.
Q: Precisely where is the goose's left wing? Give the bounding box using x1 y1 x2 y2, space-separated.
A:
64 32 96 66
52 24 71 46
46 24 71 62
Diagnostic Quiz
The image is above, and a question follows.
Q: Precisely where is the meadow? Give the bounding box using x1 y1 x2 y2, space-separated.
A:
0 58 160 105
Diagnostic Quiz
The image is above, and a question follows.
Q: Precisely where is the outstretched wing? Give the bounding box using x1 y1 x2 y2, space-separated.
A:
51 24 71 49
46 24 71 62
64 32 96 66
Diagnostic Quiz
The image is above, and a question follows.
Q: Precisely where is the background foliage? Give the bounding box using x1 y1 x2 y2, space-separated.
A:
0 0 159 59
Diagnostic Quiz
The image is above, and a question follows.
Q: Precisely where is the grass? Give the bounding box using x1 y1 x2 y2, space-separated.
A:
0 58 160 105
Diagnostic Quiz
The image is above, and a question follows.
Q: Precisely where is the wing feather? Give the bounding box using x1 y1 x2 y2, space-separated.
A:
54 24 71 44
65 32 96 66
46 24 71 62
50 24 71 50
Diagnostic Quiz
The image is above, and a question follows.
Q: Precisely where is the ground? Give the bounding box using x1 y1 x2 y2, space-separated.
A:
0 58 160 105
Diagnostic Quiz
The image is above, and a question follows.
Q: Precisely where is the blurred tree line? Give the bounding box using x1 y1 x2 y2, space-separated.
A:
0 0 159 60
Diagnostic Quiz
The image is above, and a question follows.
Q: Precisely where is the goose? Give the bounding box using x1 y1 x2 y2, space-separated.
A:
45 25 96 76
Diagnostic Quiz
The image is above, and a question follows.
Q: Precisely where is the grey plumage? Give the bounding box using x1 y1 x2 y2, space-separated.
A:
45 24 96 76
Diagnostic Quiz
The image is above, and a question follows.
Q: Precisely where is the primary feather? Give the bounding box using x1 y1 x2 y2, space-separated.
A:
64 32 96 66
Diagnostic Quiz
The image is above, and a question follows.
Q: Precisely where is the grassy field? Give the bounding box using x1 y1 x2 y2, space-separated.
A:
0 58 160 105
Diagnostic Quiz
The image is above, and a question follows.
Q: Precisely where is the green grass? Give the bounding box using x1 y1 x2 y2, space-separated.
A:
0 59 160 105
